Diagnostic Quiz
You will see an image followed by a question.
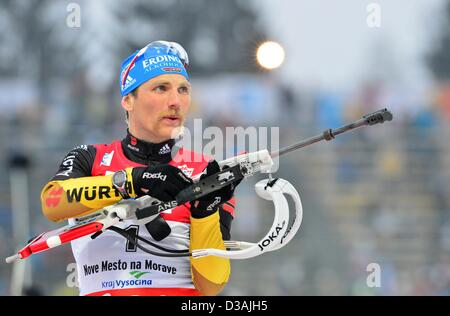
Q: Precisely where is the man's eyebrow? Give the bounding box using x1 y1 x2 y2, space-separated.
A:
153 81 191 86
152 81 191 87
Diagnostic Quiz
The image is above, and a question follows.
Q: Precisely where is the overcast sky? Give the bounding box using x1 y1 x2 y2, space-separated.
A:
256 0 447 92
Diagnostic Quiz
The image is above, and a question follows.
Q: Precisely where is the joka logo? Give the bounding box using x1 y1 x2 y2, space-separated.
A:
258 220 286 251
158 144 171 155
129 271 150 279
45 187 64 207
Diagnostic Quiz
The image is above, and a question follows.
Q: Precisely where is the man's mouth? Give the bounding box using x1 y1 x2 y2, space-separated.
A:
161 115 182 126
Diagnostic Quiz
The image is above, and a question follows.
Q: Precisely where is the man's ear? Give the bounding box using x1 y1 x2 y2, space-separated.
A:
121 94 134 113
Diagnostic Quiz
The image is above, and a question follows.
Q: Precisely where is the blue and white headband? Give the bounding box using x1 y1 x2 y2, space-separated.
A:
120 40 189 96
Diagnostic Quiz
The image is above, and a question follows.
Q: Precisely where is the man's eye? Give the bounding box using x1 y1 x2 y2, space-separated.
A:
178 86 189 94
154 86 166 92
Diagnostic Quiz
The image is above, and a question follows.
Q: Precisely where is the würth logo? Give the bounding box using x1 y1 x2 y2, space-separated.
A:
45 188 64 207
66 183 133 202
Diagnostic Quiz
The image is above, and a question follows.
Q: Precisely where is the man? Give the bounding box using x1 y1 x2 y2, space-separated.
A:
40 41 237 296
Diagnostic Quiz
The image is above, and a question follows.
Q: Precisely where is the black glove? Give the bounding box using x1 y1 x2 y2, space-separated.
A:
190 160 241 218
132 164 193 201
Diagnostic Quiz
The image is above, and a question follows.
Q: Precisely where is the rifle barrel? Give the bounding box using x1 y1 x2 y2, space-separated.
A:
271 108 393 158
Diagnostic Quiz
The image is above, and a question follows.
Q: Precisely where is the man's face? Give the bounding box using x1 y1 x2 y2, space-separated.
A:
123 74 191 143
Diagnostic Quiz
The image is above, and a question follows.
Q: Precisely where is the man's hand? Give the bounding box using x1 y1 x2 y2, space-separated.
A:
132 164 192 201
190 160 240 218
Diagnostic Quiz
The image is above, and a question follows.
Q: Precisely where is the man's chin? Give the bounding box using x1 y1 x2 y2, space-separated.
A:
169 125 185 139
155 122 185 140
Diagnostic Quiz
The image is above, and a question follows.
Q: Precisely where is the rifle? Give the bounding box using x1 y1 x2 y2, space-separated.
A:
5 108 392 263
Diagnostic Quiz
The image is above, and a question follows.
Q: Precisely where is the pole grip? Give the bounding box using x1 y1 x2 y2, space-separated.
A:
363 108 393 125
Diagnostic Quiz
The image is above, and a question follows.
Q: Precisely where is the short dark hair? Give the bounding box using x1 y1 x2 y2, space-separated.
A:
124 88 138 123
129 89 138 97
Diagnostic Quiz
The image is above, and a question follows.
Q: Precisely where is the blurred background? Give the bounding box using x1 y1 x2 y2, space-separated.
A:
1 0 450 295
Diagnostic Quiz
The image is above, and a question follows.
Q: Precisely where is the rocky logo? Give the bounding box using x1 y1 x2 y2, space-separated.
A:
142 172 167 182
206 197 222 211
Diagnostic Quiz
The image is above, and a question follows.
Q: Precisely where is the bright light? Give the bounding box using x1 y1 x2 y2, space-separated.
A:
256 41 285 70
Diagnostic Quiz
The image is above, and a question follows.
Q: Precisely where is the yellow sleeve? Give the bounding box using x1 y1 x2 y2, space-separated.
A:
41 168 136 222
189 211 231 285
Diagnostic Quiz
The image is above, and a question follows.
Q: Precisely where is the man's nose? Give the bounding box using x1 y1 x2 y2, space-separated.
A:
167 88 181 110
